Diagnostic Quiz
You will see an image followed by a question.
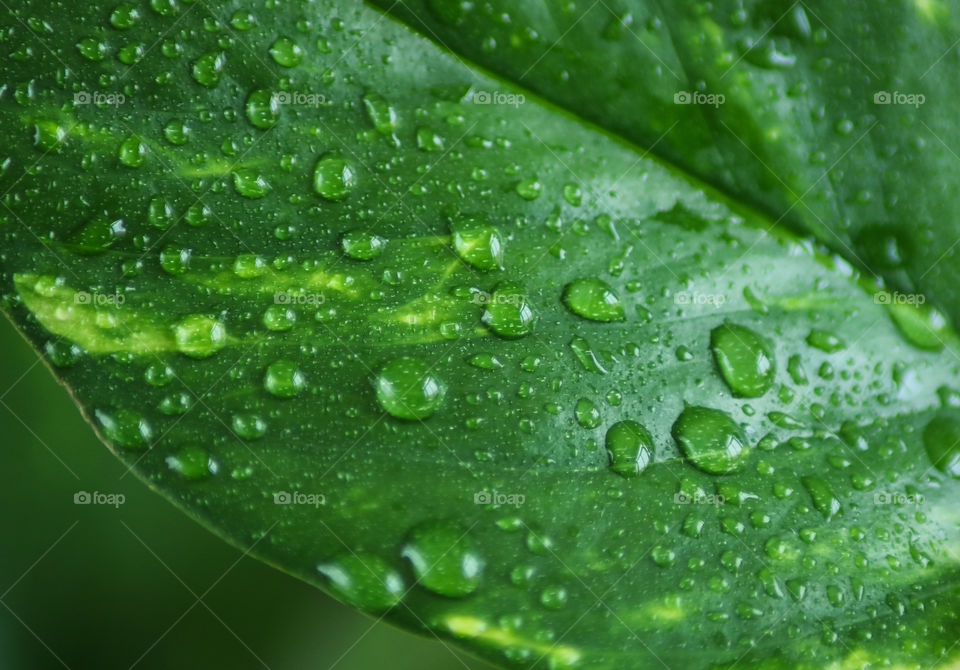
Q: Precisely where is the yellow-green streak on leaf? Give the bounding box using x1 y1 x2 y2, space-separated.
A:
441 615 581 668
15 273 174 354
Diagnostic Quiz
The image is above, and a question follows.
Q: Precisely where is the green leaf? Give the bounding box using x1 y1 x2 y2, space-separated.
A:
377 0 960 327
1 2 959 669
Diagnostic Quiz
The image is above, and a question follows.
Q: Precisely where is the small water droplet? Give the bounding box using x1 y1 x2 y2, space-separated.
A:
264 359 306 398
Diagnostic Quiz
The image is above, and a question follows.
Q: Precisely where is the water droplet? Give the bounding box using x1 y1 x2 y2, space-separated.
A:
166 445 216 479
562 183 582 206
144 363 174 386
540 585 568 609
173 314 227 358
245 89 280 129
163 119 190 145
605 421 653 478
45 340 83 367
923 414 960 477
710 323 774 397
95 408 152 448
110 3 141 29
67 217 126 254
363 91 398 134
801 476 841 519
233 169 271 198
232 413 267 439
76 38 108 61
575 398 601 428
313 153 356 201
375 357 445 420
562 277 625 322
401 520 483 597
341 230 386 260
230 9 257 30
806 329 845 352
416 127 445 152
481 282 535 338
469 353 502 370
119 135 146 167
192 51 225 88
264 359 306 398
569 335 607 373
672 406 749 474
515 177 542 201
269 36 304 67
317 552 404 610
263 305 296 331
450 216 504 271
886 299 948 351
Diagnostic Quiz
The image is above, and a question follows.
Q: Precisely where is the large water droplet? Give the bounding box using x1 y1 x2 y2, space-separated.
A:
317 553 404 610
801 476 841 519
269 36 304 67
264 359 306 398
233 169 271 198
606 421 653 477
95 408 152 448
562 278 625 322
710 323 774 397
67 217 126 254
481 282 535 338
401 520 483 597
166 445 216 479
313 153 355 201
342 230 386 260
806 329 845 352
672 406 749 474
192 51 226 88
173 314 227 358
245 89 280 129
375 357 445 420
450 216 504 271
923 414 960 477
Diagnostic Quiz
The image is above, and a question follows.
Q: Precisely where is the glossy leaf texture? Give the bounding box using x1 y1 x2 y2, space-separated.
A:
2 1 960 669
377 0 960 328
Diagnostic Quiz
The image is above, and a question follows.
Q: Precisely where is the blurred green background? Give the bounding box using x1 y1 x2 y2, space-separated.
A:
0 317 494 670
